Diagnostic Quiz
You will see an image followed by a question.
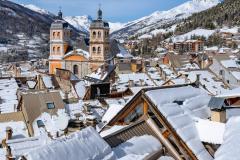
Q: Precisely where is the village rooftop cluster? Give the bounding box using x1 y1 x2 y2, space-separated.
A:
0 7 240 160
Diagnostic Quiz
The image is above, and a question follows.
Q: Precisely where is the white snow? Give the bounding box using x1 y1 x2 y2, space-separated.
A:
113 135 162 159
0 78 19 113
231 71 240 80
64 48 89 59
75 81 86 99
187 70 228 95
217 87 240 98
25 127 116 160
0 121 28 143
100 125 127 137
219 26 239 34
102 104 125 124
64 15 92 33
195 118 225 144
214 117 240 160
220 60 239 69
22 4 54 16
171 28 215 42
32 109 69 137
26 80 36 89
145 86 213 160
42 75 54 89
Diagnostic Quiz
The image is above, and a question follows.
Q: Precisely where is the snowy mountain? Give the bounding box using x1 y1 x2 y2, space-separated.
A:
0 1 84 62
64 16 125 33
22 4 55 17
111 0 220 39
64 16 93 33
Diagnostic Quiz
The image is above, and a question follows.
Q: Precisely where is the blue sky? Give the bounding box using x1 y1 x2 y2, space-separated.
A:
12 0 189 22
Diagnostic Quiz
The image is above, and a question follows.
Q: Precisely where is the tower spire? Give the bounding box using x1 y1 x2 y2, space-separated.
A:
58 6 63 19
97 4 102 20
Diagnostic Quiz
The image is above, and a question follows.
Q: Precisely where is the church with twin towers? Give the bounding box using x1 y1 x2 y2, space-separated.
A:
48 7 112 78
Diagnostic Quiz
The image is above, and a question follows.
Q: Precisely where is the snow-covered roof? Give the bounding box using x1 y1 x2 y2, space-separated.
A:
220 60 239 68
32 109 69 137
102 103 124 124
42 75 54 89
116 44 133 58
64 48 89 59
0 78 19 113
74 81 86 99
217 87 240 98
145 86 213 160
0 121 28 143
231 71 240 80
24 127 116 160
113 135 162 159
187 70 228 95
205 46 219 51
195 118 225 144
214 117 240 160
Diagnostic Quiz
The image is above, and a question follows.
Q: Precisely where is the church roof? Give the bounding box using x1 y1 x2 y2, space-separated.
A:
64 48 89 59
90 20 109 29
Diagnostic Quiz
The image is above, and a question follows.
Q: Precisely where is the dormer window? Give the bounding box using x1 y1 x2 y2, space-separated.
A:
46 102 55 109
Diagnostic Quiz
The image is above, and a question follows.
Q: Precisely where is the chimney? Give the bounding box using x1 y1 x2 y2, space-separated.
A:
128 80 134 87
195 74 201 88
139 79 144 86
6 127 13 141
6 146 13 160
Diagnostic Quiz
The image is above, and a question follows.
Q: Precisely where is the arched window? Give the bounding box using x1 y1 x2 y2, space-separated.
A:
98 47 101 53
73 65 78 75
57 32 60 38
57 47 60 53
98 31 101 38
53 32 56 39
93 31 96 38
53 47 56 53
93 47 96 53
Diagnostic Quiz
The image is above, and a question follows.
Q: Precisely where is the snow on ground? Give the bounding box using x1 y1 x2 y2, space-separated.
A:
25 127 117 160
214 117 240 160
32 109 69 137
219 26 239 34
145 86 213 160
0 121 28 143
0 78 19 113
113 135 162 159
171 28 215 42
